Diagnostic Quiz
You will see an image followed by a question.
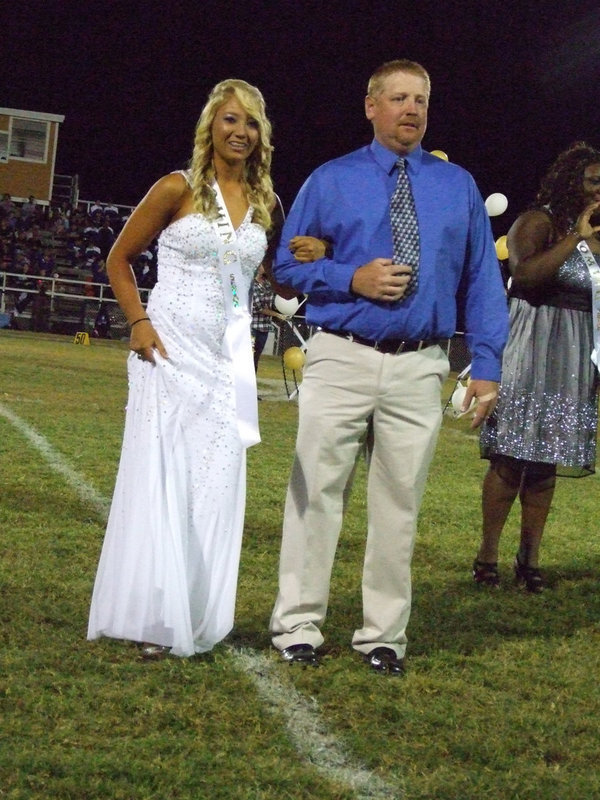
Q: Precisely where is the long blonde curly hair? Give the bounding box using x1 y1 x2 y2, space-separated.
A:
188 79 275 230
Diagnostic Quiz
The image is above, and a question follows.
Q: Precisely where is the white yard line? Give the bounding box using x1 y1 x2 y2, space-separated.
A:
233 647 403 799
0 401 403 800
0 401 111 519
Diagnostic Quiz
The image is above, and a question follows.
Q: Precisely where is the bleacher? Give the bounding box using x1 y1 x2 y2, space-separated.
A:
0 269 152 337
0 190 151 337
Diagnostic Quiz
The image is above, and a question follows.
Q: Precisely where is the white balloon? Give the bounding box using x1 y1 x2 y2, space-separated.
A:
274 295 300 316
450 383 477 416
485 192 508 217
451 383 467 412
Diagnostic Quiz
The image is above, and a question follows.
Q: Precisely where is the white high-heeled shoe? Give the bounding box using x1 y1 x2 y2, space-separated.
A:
139 643 170 660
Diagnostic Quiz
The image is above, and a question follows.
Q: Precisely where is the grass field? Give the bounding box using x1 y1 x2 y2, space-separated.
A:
1 330 599 800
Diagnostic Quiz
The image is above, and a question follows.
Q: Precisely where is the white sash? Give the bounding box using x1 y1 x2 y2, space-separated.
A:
576 240 600 373
212 182 260 448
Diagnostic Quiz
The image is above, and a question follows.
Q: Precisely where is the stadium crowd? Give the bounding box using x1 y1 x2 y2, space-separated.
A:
0 192 158 332
0 193 157 318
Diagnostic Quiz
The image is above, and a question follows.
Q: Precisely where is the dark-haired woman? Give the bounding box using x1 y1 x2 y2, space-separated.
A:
474 142 600 591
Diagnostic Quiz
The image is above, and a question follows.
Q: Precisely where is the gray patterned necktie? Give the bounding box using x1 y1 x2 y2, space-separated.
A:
390 157 420 298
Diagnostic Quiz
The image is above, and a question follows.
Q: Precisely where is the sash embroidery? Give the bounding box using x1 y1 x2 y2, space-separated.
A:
212 182 260 448
576 240 600 373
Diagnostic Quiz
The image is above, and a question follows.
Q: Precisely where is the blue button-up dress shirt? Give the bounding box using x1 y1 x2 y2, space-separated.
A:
273 139 509 380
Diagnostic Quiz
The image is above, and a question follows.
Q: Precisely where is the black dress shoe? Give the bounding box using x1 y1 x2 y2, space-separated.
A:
280 643 320 665
364 646 405 675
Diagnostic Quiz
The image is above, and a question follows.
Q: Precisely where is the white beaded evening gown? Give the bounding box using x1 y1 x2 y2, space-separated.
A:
88 203 266 656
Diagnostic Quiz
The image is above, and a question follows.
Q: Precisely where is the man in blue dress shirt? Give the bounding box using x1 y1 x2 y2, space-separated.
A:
269 59 509 674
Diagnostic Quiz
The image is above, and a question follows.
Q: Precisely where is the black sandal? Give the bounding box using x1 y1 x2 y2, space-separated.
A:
472 559 500 587
514 552 544 593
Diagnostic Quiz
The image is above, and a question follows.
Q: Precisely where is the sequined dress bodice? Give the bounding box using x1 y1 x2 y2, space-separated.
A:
556 249 593 291
147 211 267 349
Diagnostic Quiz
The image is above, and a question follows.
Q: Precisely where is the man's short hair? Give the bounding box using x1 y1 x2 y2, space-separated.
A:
367 59 431 99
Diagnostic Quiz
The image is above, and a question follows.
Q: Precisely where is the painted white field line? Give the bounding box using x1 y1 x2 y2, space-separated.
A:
0 401 111 519
232 647 403 799
1 402 403 800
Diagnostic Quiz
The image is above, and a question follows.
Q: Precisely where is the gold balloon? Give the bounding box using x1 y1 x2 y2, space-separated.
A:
430 149 449 161
283 346 306 371
495 235 509 260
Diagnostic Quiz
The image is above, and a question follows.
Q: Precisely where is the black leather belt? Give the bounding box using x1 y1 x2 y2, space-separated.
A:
321 328 444 355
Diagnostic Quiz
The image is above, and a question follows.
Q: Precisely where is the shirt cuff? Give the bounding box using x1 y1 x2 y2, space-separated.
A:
469 357 501 383
324 261 361 294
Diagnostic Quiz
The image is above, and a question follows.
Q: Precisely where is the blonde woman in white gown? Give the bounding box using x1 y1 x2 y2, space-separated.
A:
88 79 280 658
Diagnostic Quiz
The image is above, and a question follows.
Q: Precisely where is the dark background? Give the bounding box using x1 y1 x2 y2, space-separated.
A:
4 1 600 237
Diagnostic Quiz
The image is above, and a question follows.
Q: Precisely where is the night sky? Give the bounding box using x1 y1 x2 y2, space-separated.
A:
4 1 600 239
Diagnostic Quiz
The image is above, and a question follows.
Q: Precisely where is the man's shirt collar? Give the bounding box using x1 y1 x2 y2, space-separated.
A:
369 138 423 175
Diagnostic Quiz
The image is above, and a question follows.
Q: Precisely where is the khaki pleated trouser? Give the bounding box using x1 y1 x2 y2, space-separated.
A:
270 330 450 658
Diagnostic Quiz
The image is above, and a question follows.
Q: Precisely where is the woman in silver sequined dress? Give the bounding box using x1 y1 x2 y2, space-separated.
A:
474 143 600 592
88 80 279 658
